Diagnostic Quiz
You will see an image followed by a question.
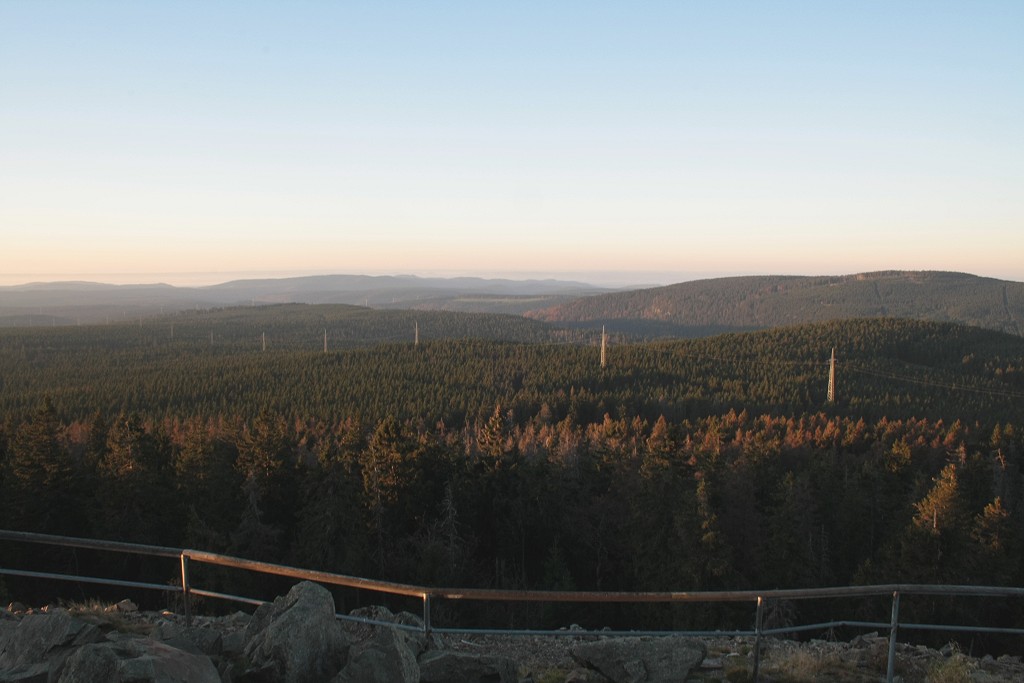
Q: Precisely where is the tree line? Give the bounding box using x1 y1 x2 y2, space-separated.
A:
1 400 1021 645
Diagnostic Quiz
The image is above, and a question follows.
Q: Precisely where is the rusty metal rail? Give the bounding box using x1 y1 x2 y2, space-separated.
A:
3 528 1023 683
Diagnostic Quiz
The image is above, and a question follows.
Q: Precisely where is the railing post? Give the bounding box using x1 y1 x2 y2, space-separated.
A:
422 593 432 637
886 590 900 683
180 552 192 627
753 595 764 683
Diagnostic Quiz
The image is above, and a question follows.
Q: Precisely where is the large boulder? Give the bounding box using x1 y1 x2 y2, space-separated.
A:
348 605 432 655
154 623 223 659
332 626 418 683
570 637 707 683
54 637 220 683
242 581 350 683
0 611 105 681
418 650 518 683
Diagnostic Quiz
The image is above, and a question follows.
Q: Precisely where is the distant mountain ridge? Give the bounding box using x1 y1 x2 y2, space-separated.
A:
0 274 609 325
524 271 1024 337
6 271 1024 336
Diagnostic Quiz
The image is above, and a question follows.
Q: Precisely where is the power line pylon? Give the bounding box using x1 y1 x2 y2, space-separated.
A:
827 347 836 402
600 326 607 369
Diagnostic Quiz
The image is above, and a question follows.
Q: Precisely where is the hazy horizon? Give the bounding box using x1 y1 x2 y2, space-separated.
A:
0 268 683 289
4 265 1024 291
0 267 782 289
3 2 1022 285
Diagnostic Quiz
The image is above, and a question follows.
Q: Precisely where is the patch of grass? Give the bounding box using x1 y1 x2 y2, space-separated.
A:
534 669 569 683
62 598 108 615
761 646 889 683
927 654 971 683
61 598 153 635
723 659 753 682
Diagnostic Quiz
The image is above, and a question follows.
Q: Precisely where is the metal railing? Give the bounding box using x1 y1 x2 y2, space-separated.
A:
2 528 1023 683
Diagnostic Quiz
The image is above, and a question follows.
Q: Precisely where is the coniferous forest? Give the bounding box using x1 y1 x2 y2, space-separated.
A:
1 305 1023 645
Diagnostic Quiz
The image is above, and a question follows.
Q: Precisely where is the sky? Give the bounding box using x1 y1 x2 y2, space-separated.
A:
1 1 1022 287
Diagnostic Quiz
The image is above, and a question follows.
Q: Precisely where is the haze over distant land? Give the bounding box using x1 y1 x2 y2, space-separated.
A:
0 269 701 289
1 270 1020 337
1 2 1021 284
3 265 1023 291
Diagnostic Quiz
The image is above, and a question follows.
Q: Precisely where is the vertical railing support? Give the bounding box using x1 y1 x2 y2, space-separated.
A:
180 552 192 627
422 593 432 637
886 590 900 683
753 595 764 682
884 589 901 683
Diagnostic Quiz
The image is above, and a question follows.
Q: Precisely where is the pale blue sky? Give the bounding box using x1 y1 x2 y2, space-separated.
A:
1 1 1021 286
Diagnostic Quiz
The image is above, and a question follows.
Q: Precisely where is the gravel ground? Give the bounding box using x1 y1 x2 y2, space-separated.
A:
435 632 584 671
340 618 1024 682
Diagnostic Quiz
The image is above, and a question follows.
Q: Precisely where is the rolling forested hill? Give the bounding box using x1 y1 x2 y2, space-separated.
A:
0 305 1019 427
525 271 1024 337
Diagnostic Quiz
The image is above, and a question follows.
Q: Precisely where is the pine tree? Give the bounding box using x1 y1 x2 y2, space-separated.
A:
970 497 1020 586
174 421 242 551
94 413 177 543
290 432 367 574
231 410 295 561
892 463 973 584
2 398 83 534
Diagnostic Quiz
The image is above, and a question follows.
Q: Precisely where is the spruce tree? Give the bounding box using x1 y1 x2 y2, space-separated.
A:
2 398 81 535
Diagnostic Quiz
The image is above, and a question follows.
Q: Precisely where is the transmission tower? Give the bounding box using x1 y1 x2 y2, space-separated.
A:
600 326 607 369
827 347 836 402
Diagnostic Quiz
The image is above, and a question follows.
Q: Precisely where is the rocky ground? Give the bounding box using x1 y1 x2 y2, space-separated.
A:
4 592 1024 682
436 630 1024 682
